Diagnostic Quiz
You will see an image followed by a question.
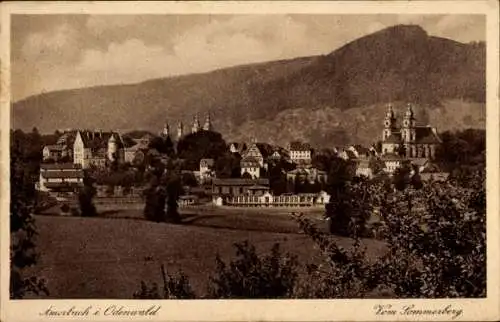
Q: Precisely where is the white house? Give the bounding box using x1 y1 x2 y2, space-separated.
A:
42 145 64 161
199 158 215 181
73 130 125 169
288 141 312 164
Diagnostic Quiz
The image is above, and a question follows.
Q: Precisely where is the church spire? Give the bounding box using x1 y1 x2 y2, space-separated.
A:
162 121 170 137
177 121 183 139
192 114 200 134
203 112 212 131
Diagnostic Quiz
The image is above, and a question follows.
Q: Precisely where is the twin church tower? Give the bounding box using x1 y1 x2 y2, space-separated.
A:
161 113 213 140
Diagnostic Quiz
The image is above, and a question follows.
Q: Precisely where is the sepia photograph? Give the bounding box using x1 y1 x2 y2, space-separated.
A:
2 1 499 321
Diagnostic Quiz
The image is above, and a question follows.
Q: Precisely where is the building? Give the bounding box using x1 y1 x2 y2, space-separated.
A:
220 191 331 208
203 113 213 131
381 153 404 174
241 142 274 169
347 145 372 159
288 141 312 165
191 114 201 134
199 158 215 181
124 138 150 164
240 156 261 178
355 159 373 178
286 167 328 184
42 145 64 161
73 130 125 169
212 178 270 197
37 163 84 192
381 103 441 159
229 142 247 155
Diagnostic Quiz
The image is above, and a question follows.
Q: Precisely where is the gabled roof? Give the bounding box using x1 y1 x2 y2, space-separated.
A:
384 133 402 143
289 141 311 151
44 145 64 151
229 142 247 151
41 170 84 179
41 163 82 170
56 131 77 146
255 143 274 158
77 130 124 150
212 178 270 186
415 126 441 144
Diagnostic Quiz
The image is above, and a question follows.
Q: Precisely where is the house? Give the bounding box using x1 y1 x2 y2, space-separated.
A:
37 163 84 192
418 163 449 181
212 178 270 197
338 149 357 160
381 153 403 174
288 141 312 165
229 142 247 154
240 156 261 178
179 195 199 207
241 142 273 168
381 103 441 159
199 158 215 181
355 159 373 178
55 130 78 160
42 145 64 161
124 139 150 164
73 130 125 169
348 145 371 159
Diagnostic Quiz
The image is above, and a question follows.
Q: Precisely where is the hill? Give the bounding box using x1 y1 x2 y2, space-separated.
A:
12 25 485 147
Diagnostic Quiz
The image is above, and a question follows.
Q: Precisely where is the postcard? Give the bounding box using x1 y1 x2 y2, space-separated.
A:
1 1 499 321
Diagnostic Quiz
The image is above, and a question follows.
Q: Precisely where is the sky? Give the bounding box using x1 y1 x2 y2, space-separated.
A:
11 14 485 102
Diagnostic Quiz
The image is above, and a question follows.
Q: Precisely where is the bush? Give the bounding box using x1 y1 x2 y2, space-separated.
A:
208 241 299 299
133 264 195 299
296 173 486 298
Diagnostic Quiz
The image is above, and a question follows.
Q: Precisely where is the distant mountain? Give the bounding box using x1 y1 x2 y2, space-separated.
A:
12 24 485 147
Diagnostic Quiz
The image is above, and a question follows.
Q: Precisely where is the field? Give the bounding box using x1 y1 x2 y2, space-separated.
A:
29 204 386 298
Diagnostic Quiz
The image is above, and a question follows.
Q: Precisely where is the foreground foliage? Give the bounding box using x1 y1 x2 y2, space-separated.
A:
135 174 485 299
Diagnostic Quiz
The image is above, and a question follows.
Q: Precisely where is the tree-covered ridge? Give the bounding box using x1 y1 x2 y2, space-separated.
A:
13 25 485 147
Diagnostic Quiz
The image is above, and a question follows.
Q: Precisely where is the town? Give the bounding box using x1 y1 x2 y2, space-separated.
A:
36 103 448 214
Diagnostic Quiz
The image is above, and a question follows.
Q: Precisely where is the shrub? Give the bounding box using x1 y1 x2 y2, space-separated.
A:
133 264 195 299
207 241 299 299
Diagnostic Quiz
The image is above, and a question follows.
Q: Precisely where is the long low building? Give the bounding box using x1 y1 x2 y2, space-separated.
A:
212 178 270 196
213 191 330 208
37 163 84 192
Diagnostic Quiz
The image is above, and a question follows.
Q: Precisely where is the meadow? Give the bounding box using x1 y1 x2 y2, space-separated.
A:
30 205 386 298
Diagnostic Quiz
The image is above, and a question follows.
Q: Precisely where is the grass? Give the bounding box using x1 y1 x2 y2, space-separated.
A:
29 204 387 299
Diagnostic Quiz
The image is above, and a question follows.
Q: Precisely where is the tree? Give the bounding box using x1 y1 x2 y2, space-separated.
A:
241 171 252 179
215 152 241 179
208 241 298 299
78 174 97 217
294 172 486 298
165 172 183 224
176 131 227 170
10 131 48 298
143 176 167 223
268 162 289 195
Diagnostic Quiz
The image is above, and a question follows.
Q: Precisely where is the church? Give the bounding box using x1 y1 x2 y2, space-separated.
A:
160 113 213 141
381 103 441 159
